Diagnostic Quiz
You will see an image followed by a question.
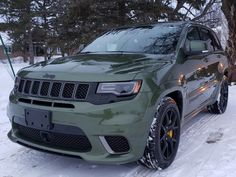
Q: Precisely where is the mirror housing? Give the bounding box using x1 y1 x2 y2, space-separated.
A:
185 40 208 56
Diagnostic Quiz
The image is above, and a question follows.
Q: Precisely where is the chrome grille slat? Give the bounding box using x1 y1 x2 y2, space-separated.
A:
16 78 89 101
47 81 54 98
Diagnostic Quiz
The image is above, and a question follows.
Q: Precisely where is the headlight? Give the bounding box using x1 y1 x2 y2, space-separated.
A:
97 80 142 96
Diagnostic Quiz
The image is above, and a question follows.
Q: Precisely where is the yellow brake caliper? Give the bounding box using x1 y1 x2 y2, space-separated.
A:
167 130 173 138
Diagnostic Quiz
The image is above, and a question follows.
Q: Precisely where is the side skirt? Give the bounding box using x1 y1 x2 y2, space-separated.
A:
182 99 213 126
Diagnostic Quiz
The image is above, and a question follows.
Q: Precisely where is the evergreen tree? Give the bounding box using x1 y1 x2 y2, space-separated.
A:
0 0 219 63
0 0 35 64
33 0 58 60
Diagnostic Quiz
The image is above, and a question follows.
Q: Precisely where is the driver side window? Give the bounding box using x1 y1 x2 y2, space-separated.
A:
187 27 200 41
185 27 200 52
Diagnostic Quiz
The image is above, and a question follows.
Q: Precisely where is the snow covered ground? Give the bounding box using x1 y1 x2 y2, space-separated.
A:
1 63 236 177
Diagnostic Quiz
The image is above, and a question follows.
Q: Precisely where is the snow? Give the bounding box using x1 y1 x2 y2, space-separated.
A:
1 63 236 177
0 32 13 45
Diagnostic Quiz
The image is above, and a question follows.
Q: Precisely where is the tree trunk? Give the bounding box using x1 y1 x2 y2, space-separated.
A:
222 0 236 65
44 44 48 61
118 0 126 25
23 45 28 63
61 47 65 57
221 0 236 82
28 30 34 65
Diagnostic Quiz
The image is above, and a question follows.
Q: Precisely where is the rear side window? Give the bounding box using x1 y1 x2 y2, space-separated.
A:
199 28 221 52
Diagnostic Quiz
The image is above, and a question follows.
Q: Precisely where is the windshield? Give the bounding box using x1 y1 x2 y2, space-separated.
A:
82 23 184 55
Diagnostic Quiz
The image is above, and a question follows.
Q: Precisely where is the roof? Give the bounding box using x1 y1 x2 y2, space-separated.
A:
0 32 13 46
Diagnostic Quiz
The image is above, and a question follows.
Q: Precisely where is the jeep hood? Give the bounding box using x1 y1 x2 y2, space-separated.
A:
18 54 173 81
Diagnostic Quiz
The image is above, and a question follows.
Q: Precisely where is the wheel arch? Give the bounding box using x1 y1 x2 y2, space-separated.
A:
224 68 229 77
166 91 183 119
151 87 185 121
140 88 184 169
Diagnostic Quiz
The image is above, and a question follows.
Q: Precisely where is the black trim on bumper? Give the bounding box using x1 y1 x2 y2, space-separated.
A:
12 116 92 153
8 130 82 159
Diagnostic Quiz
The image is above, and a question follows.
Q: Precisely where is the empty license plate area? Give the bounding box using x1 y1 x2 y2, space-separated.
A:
25 108 52 130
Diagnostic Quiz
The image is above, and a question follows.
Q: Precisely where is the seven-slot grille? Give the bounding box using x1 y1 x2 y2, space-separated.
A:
17 78 89 100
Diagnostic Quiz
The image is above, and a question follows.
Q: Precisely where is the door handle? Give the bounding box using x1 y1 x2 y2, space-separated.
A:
201 81 208 86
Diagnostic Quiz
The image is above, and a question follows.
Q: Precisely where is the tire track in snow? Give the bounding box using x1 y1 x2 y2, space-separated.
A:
178 113 219 154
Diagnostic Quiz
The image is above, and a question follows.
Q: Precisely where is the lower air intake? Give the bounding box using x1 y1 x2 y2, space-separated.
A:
16 124 92 152
105 136 130 153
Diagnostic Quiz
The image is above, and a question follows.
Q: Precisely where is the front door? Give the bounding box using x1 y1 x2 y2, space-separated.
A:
181 27 208 115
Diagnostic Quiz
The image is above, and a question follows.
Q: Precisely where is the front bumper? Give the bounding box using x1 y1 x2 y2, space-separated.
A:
7 91 153 164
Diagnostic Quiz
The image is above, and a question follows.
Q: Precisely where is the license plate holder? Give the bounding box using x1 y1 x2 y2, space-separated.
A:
25 108 52 130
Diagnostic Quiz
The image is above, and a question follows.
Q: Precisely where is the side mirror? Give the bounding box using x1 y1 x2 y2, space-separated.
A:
185 40 208 56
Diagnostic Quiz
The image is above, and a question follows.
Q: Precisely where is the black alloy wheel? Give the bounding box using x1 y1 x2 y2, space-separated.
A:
208 76 229 114
160 108 179 160
139 97 181 170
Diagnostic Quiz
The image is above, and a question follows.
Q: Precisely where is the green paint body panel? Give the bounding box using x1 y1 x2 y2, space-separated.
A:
7 22 229 165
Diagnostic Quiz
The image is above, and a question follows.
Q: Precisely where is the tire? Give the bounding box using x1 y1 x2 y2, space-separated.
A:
208 76 229 114
139 97 181 170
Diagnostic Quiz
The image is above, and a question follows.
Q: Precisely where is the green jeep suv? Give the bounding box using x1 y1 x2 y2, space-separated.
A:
7 22 229 169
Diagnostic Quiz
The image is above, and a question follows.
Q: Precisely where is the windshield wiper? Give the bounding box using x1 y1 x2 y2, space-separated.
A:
81 51 142 54
80 51 97 54
105 51 142 54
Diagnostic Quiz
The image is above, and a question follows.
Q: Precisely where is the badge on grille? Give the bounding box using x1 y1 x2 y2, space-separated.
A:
43 73 56 79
